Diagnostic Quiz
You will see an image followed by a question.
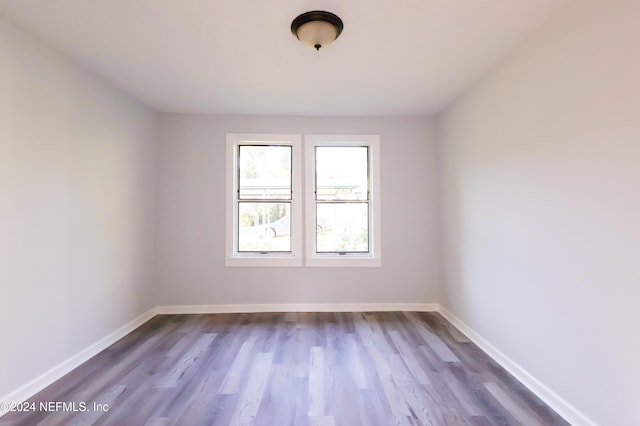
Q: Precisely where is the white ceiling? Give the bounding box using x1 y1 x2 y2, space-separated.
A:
0 0 573 116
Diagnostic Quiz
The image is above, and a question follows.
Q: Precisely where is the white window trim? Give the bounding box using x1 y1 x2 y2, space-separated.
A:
304 135 381 267
226 133 303 267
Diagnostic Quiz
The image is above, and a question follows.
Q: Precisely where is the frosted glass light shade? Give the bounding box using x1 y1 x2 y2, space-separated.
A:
291 11 344 51
297 21 338 50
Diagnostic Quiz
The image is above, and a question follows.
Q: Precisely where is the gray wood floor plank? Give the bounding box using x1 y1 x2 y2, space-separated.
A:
308 346 326 417
156 332 216 388
440 366 486 416
364 313 397 355
254 364 301 426
406 312 461 363
388 330 432 385
388 354 444 425
99 387 170 426
144 417 172 426
366 346 412 417
229 352 274 426
346 333 369 390
484 382 544 426
309 416 335 426
66 385 126 426
217 335 258 395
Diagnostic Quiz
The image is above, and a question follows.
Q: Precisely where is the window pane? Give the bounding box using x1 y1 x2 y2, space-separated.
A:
315 146 368 201
239 145 291 200
239 202 290 252
316 203 368 253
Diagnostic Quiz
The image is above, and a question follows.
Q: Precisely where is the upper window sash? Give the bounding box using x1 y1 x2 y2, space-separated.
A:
238 144 292 201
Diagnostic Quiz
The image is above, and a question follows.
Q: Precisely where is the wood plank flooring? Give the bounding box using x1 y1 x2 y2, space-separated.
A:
0 312 568 425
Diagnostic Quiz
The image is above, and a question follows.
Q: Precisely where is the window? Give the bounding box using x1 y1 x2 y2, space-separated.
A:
305 135 381 267
226 133 380 267
226 134 302 266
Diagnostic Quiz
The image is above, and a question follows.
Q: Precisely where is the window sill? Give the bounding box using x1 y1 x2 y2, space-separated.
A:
305 255 381 268
225 255 303 267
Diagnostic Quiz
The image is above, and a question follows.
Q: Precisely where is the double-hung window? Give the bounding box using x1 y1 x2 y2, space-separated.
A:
227 133 380 267
305 135 381 267
226 134 302 266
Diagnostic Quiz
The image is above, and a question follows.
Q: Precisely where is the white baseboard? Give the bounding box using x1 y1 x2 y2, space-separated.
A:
156 302 439 315
0 307 158 418
437 305 596 426
2 302 592 426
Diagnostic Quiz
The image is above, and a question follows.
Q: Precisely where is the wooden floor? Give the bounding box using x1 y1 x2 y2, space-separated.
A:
1 312 568 426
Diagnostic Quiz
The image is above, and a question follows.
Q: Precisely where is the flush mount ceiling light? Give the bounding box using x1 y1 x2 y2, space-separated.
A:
291 11 344 51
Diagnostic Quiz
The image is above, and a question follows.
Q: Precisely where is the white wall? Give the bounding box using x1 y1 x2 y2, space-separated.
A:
436 1 640 424
0 16 157 398
155 115 438 306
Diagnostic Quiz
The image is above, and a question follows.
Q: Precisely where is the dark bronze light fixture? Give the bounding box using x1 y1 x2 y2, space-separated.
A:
291 11 344 51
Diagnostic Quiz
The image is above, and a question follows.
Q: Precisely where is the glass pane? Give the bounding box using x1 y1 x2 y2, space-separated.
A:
239 145 291 200
315 146 368 201
316 203 368 253
239 202 291 252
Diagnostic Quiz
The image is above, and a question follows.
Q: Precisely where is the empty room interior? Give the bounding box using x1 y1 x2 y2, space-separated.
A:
1 0 638 425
